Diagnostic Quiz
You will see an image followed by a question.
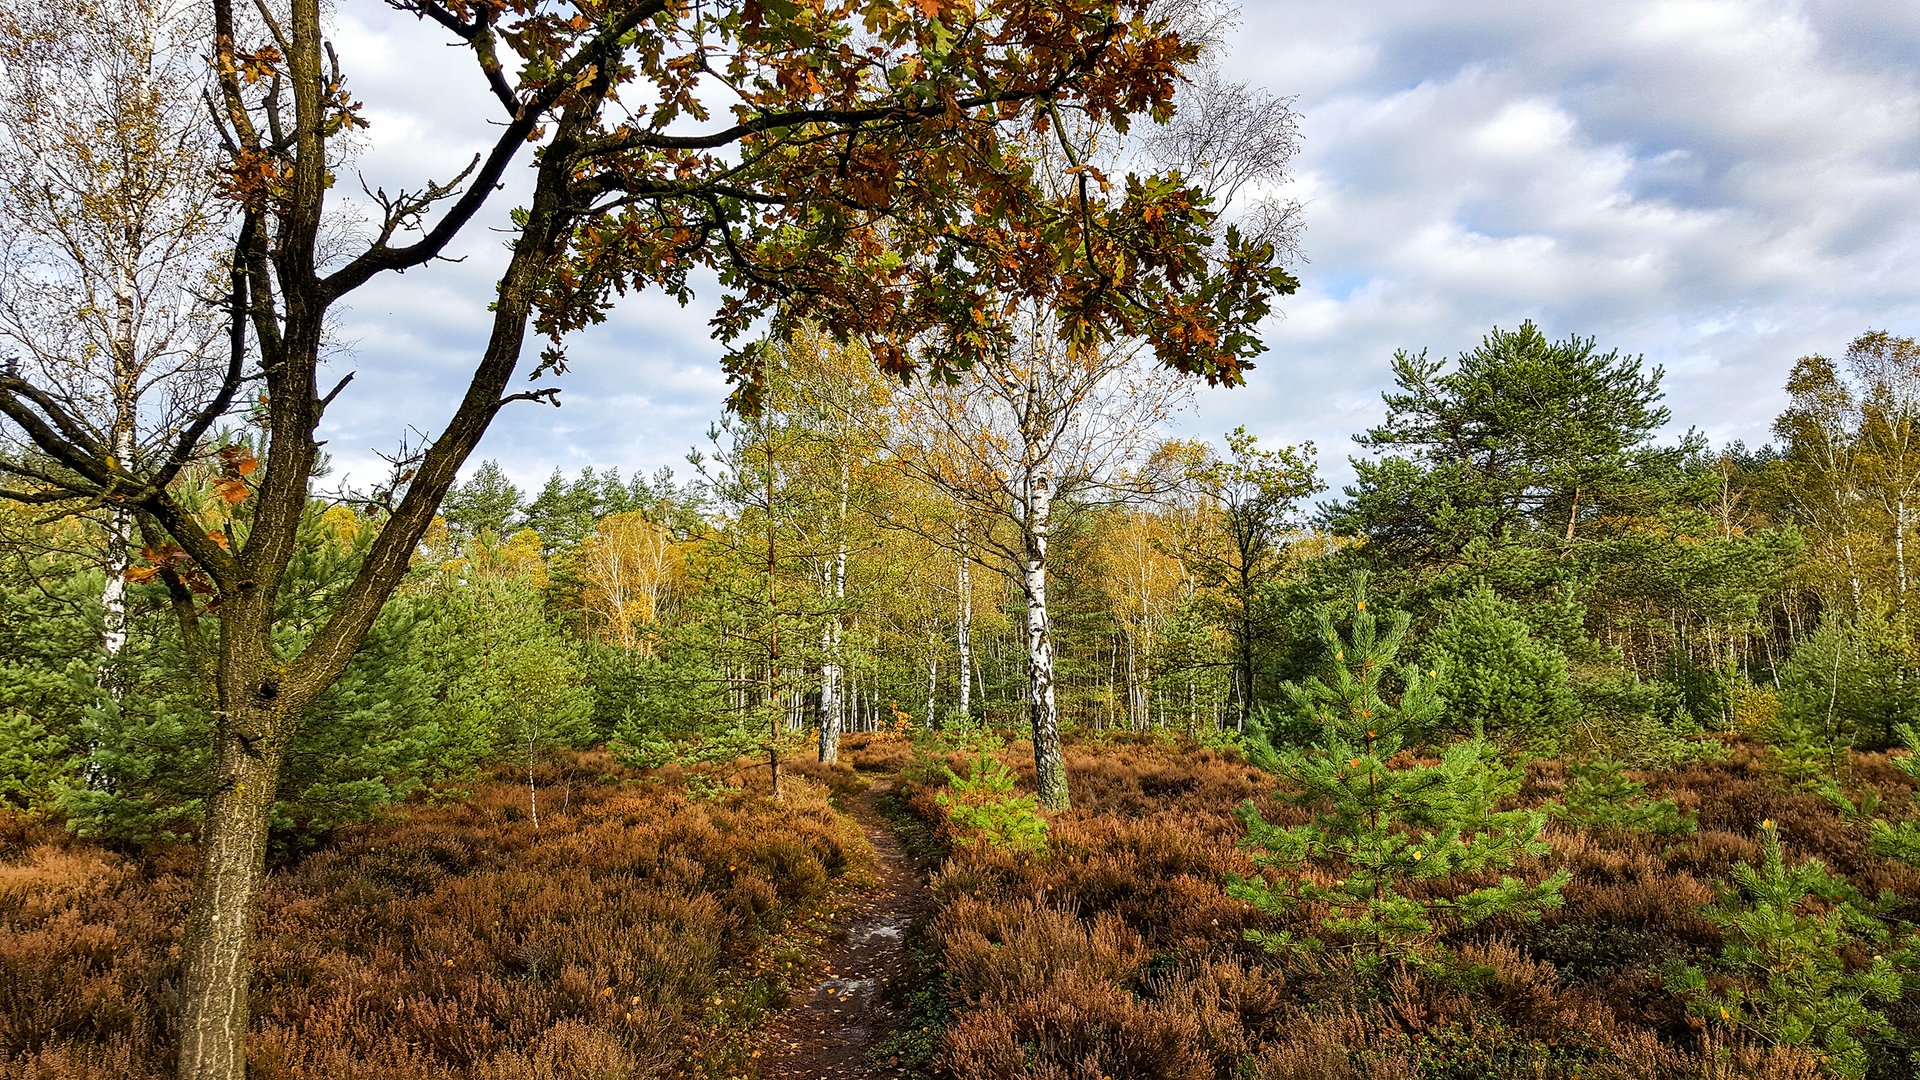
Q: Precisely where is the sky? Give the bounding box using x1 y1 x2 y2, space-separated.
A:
316 0 1920 499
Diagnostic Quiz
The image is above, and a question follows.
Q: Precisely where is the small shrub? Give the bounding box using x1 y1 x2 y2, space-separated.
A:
1666 820 1908 1080
1194 724 1246 755
1553 756 1697 836
936 752 1049 856
1868 723 1920 865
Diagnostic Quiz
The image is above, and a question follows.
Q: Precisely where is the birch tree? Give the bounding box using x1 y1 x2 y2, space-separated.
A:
576 510 680 653
1849 332 1920 620
888 321 1194 807
879 63 1301 806
768 324 889 763
1776 346 1899 618
0 0 225 680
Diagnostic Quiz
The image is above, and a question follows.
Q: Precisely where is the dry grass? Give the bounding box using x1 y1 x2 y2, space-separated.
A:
0 752 870 1079
872 733 1920 1080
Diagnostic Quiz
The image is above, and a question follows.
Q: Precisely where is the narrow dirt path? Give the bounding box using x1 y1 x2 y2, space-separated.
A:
758 780 930 1079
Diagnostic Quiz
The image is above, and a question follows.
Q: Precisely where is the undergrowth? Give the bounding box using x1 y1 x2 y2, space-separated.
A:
0 751 869 1079
881 732 1920 1080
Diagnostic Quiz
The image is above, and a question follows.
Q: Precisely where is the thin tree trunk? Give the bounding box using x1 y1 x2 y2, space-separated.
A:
956 531 972 723
1023 473 1067 810
818 621 839 759
1844 540 1863 615
765 417 782 799
975 640 988 719
526 736 540 830
926 645 937 730
1235 555 1255 732
1125 631 1140 729
1899 495 1910 617
1106 635 1118 730
819 456 849 761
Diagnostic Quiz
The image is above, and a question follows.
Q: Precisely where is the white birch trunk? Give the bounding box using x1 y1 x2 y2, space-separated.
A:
101 263 139 673
925 646 937 731
1899 495 1910 615
1023 471 1067 810
956 532 972 725
817 457 850 762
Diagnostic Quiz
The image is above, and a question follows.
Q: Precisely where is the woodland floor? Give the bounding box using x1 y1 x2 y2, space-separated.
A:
757 779 931 1080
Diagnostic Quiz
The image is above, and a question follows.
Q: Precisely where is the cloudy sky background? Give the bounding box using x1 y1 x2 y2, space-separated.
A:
317 0 1920 500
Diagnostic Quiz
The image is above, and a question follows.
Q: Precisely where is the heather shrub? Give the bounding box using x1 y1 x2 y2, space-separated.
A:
902 732 1920 1080
0 756 869 1078
937 898 1211 1079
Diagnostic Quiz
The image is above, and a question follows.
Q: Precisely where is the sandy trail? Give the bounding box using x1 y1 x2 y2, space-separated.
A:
757 782 930 1079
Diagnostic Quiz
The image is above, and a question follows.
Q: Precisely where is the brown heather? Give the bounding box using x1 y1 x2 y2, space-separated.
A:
0 752 870 1079
873 733 1920 1080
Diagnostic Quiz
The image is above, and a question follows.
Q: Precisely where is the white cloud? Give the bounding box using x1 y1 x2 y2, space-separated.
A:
309 0 1920 501
1198 0 1920 492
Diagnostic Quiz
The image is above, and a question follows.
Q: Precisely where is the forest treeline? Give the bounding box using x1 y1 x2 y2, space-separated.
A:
5 322 1918 844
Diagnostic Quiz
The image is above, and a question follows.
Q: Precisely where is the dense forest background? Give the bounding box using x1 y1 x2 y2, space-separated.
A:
14 319 1920 1079
6 321 1917 838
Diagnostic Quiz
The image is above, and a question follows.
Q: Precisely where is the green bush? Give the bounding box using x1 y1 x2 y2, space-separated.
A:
1868 722 1920 866
1424 581 1574 744
1776 611 1920 761
1568 665 1717 767
935 751 1048 856
0 552 107 810
46 507 575 847
1552 756 1696 836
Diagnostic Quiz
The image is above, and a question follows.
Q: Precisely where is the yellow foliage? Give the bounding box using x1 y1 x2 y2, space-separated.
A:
578 512 681 653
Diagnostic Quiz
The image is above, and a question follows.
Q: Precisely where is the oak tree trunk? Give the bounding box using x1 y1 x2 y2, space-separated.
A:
174 707 287 1080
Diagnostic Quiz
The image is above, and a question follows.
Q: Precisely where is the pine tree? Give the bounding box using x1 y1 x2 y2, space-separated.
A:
1232 574 1569 968
1424 581 1574 744
0 531 104 809
1667 820 1908 1080
443 460 525 541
